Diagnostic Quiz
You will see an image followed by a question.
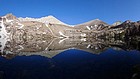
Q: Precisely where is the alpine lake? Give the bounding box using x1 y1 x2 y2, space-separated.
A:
0 37 140 79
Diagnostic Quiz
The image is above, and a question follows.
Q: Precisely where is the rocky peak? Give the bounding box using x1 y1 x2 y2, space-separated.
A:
124 20 132 24
112 21 122 26
93 19 100 21
75 19 109 27
39 15 68 25
47 15 56 19
5 13 17 20
74 19 109 31
18 15 68 25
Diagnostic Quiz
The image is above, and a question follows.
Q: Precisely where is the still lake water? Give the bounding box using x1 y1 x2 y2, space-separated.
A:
0 38 140 79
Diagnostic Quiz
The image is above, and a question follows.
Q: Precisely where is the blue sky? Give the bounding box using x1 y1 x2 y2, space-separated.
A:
0 0 140 25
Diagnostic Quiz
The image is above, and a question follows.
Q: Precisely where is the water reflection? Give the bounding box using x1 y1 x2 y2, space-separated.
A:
0 49 140 79
0 36 140 79
0 36 140 58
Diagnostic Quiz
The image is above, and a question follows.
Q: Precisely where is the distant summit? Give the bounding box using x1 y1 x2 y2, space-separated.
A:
2 13 17 21
76 19 108 26
18 15 68 25
112 21 122 26
74 19 109 30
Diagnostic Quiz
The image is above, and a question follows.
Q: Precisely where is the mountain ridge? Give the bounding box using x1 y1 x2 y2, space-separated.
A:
0 13 140 39
18 15 69 25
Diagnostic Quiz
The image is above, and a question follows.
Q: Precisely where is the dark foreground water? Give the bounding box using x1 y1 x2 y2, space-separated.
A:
0 49 140 79
0 38 140 79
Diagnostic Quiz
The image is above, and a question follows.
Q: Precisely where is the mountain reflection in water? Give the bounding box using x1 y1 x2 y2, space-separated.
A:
0 38 140 79
1 37 140 58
